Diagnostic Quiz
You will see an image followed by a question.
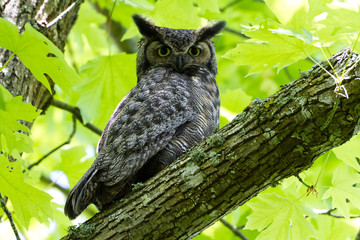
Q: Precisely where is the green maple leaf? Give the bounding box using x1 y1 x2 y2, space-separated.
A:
75 53 137 128
332 134 360 171
264 0 309 30
0 155 53 229
126 0 154 10
0 85 39 156
322 164 360 219
223 19 316 74
320 2 360 32
0 17 81 94
56 146 93 187
269 27 319 47
153 0 201 29
246 193 316 240
316 215 358 240
195 0 220 13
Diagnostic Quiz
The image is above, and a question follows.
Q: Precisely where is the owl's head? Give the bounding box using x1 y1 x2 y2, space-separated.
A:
133 15 225 79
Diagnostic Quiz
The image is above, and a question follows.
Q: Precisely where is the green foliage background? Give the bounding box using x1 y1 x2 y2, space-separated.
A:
1 0 360 239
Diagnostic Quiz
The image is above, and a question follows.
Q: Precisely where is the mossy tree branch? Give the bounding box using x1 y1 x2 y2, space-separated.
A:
61 48 360 240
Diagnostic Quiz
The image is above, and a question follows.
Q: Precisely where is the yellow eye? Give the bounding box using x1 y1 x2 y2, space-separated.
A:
157 46 171 57
188 46 201 57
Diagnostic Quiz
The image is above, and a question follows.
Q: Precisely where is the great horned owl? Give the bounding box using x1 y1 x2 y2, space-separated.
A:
64 15 225 219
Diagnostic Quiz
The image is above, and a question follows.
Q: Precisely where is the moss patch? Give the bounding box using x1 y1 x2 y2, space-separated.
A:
67 224 95 238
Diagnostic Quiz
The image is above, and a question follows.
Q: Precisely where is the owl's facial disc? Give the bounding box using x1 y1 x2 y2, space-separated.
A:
146 41 211 73
133 15 225 77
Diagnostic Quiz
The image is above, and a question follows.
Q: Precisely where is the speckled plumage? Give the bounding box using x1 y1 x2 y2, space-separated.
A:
64 15 225 219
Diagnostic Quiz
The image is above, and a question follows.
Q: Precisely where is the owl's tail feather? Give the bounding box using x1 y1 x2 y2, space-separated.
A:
64 167 99 220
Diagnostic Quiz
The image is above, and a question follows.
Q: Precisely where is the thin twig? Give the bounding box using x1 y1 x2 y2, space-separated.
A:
90 2 137 53
106 0 118 56
46 0 83 28
283 67 294 81
224 27 249 39
319 208 360 219
41 175 70 195
51 99 102 136
237 225 245 230
28 114 77 170
0 195 7 222
357 229 360 240
220 219 249 240
220 0 242 12
0 193 21 240
28 99 102 170
0 52 15 71
295 174 312 189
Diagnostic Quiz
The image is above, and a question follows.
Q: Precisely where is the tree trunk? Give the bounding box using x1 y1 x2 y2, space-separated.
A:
61 49 360 240
0 0 80 110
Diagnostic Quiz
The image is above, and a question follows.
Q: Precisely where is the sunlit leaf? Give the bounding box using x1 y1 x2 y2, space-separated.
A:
0 17 81 94
246 193 316 240
315 215 358 240
196 0 220 13
76 53 137 128
57 146 93 187
65 3 113 68
0 155 53 229
0 85 39 156
321 2 360 31
153 0 201 29
121 22 140 42
322 164 360 219
223 19 316 74
127 0 154 10
269 28 319 46
264 0 309 30
332 134 360 171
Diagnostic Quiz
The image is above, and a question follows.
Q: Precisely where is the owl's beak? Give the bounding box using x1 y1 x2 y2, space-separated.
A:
176 55 183 72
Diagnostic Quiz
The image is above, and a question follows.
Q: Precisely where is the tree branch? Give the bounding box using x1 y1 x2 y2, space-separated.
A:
220 0 243 12
28 114 77 170
283 67 294 81
61 48 360 240
318 208 360 219
224 27 249 39
41 0 83 28
220 219 249 240
51 99 102 136
0 193 20 240
295 174 312 189
90 2 137 54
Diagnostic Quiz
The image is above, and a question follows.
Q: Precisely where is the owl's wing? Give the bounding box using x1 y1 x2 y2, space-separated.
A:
95 71 197 187
96 91 197 186
96 91 131 153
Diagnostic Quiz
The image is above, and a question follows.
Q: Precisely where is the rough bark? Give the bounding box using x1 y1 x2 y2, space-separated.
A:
61 49 360 240
0 0 80 110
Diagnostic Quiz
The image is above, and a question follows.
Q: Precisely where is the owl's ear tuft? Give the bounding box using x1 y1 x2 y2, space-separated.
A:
197 21 226 41
133 15 158 37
